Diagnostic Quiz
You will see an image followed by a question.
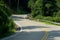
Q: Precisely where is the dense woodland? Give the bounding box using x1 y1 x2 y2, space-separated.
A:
4 0 60 22
28 0 60 22
0 0 60 38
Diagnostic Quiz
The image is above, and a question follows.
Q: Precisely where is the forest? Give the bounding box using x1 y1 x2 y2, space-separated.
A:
0 0 60 38
28 0 60 22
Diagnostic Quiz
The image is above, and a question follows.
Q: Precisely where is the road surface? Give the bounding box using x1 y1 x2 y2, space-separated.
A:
2 15 60 40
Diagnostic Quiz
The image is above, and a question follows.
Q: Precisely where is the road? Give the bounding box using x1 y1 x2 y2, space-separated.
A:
2 15 60 40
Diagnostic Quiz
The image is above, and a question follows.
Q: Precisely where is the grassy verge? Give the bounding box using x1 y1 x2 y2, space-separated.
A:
29 17 60 26
39 20 58 26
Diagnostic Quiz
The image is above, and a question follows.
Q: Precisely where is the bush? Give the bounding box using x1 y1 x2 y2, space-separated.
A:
0 5 15 38
35 15 43 19
53 17 60 22
53 11 60 22
42 17 53 21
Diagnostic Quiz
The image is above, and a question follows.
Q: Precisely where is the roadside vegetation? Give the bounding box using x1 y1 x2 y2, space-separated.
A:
0 0 15 38
2 0 60 23
28 0 60 23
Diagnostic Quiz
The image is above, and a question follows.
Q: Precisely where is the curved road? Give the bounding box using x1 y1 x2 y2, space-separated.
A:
2 15 60 40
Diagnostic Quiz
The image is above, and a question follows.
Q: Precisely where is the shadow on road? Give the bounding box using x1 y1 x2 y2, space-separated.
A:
47 30 60 40
11 16 24 21
5 31 45 40
1 27 60 40
4 30 60 40
22 26 60 40
22 26 49 30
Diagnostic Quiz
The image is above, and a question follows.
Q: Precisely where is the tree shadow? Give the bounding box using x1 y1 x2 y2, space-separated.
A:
11 16 24 21
4 30 60 40
47 30 60 40
22 26 49 30
4 31 45 40
1 26 60 40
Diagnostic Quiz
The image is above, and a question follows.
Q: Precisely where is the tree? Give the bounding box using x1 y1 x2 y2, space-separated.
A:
17 0 19 11
0 0 15 38
28 0 43 18
29 0 59 18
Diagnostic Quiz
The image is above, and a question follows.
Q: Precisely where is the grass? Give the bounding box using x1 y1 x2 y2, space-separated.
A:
39 19 60 26
29 18 60 26
40 21 57 26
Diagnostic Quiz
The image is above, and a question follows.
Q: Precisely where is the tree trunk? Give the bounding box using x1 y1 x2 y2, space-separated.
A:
9 0 11 8
17 0 19 11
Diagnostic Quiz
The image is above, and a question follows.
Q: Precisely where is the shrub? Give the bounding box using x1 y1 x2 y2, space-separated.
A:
0 5 15 38
53 17 60 22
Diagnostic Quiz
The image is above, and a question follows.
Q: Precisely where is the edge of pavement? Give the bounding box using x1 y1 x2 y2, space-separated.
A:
1 21 22 40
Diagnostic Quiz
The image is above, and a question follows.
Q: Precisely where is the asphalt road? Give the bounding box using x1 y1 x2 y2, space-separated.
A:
2 15 60 40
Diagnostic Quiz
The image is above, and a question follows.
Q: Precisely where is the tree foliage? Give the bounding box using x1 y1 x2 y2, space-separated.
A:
28 0 60 22
0 0 15 38
4 0 30 14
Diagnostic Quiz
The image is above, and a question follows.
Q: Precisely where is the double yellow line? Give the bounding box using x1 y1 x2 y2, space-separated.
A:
41 28 49 40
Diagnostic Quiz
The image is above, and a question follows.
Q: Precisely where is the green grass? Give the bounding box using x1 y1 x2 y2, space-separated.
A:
40 21 57 26
29 17 60 26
